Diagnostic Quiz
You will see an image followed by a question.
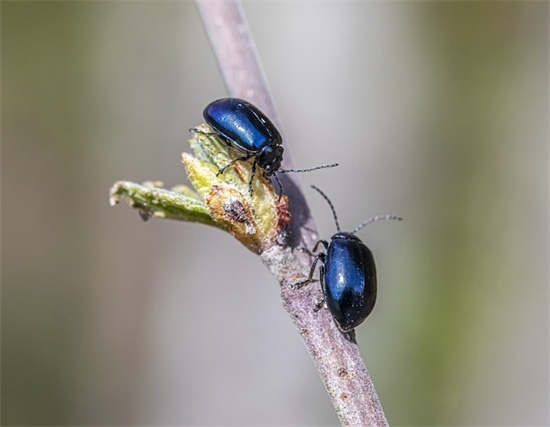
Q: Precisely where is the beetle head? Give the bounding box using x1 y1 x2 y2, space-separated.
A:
257 145 284 175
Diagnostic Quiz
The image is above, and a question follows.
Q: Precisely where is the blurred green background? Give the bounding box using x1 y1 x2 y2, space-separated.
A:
2 2 547 425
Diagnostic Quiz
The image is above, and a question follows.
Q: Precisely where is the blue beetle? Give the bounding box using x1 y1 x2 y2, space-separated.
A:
295 186 401 334
193 98 337 195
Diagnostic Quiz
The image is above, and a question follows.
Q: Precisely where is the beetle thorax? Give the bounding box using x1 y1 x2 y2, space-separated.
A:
331 232 362 243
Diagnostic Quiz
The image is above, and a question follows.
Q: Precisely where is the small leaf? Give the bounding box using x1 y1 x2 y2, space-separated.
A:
109 180 222 228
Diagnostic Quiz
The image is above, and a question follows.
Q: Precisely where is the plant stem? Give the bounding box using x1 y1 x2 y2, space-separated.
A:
195 1 389 425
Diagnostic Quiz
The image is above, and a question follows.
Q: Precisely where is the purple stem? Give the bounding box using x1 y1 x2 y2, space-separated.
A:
195 1 389 425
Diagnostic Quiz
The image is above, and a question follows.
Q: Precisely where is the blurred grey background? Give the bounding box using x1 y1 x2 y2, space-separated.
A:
2 2 547 426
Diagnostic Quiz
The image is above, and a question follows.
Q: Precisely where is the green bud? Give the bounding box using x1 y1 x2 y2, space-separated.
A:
110 124 290 253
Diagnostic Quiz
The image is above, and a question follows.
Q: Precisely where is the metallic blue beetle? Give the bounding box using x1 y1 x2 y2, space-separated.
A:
204 98 283 176
194 98 337 195
295 186 401 334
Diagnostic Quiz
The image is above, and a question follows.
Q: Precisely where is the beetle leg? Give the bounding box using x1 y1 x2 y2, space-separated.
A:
292 252 326 289
313 296 326 312
312 240 329 253
217 154 253 176
297 239 329 256
272 173 283 199
314 264 326 312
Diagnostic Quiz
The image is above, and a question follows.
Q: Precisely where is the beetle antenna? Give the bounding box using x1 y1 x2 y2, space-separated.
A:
351 215 402 235
278 163 338 174
310 185 341 232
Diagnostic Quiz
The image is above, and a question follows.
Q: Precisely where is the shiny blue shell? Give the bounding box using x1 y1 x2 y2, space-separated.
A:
203 98 282 153
323 232 377 332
